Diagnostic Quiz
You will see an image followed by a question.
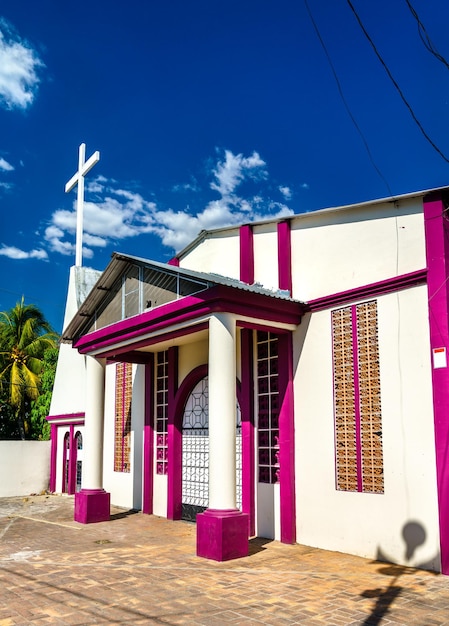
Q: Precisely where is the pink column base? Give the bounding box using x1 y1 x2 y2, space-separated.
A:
196 509 249 561
74 489 110 524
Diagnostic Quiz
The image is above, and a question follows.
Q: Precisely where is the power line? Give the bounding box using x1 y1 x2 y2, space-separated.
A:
346 0 449 166
303 0 394 197
404 0 449 71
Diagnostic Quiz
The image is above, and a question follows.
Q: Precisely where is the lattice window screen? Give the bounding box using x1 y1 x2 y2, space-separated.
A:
114 362 132 473
332 301 384 494
332 307 358 492
357 301 384 494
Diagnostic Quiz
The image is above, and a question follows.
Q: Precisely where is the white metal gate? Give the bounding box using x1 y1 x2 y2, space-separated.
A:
181 376 242 521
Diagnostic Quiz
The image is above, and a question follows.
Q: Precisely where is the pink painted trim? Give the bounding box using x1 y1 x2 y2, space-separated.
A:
68 424 75 495
46 412 85 425
62 431 69 493
142 357 154 514
167 347 181 520
49 423 57 492
277 221 292 294
168 257 180 267
73 285 303 355
240 329 255 536
424 191 449 574
351 306 363 492
240 225 254 284
308 269 427 312
278 333 296 544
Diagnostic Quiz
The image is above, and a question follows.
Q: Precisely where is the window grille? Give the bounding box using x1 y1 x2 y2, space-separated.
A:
75 431 82 492
155 351 168 475
332 301 384 494
114 362 132 473
256 331 280 484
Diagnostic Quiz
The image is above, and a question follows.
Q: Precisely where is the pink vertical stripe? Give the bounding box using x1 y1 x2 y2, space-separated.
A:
49 423 57 492
351 306 363 493
167 347 181 520
277 221 292 294
424 192 449 574
278 332 296 544
68 424 75 495
142 357 154 514
239 225 254 284
240 329 255 536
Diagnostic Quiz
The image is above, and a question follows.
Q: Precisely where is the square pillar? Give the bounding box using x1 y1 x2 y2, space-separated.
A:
197 509 249 561
75 489 110 524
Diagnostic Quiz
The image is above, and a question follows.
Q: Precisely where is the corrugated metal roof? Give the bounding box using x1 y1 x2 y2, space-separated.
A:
62 252 302 341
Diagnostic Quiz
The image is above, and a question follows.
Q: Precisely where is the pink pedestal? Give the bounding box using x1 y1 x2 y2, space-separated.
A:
74 489 110 524
197 509 249 561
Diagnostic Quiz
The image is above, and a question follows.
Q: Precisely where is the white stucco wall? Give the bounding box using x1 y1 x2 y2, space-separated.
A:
103 363 144 510
0 441 51 496
290 200 425 301
294 286 440 570
179 230 240 278
50 265 100 417
252 223 279 292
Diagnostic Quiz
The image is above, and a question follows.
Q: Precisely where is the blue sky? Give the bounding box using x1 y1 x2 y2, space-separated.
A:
1 1 449 332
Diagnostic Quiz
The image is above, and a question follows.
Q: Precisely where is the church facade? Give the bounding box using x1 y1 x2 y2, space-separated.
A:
48 186 449 572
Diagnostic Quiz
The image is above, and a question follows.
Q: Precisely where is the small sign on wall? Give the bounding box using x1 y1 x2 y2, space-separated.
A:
433 347 447 369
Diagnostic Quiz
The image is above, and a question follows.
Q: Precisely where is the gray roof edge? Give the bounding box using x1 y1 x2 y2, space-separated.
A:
174 184 449 260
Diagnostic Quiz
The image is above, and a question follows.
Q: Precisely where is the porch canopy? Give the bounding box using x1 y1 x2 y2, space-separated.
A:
62 252 305 359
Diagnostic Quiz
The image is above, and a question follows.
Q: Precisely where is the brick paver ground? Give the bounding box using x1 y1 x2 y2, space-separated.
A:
0 495 448 625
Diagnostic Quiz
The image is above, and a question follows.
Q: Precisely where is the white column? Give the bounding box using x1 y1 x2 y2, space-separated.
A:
208 313 236 510
82 356 106 490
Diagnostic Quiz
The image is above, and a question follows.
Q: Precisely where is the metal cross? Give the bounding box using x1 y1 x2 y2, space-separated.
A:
65 143 100 267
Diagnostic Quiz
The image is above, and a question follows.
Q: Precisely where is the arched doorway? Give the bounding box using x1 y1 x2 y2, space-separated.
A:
181 376 242 521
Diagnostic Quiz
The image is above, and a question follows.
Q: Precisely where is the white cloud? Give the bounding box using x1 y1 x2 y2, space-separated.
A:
300 182 309 190
42 148 294 258
279 185 292 200
210 150 267 196
0 157 13 171
0 20 44 110
0 245 47 260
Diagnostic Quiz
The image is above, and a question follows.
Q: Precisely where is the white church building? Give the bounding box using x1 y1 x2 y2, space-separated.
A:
47 185 449 573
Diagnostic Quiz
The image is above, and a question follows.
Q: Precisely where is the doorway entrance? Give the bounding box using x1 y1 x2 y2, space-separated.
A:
181 376 242 521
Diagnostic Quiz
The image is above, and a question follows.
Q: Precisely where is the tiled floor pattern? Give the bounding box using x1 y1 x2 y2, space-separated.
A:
0 496 448 625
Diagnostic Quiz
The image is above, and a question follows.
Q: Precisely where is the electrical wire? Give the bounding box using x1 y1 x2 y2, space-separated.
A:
346 0 449 166
404 0 449 71
303 0 394 197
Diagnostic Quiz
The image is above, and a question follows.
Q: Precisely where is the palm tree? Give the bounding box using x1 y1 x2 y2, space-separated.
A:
0 297 58 439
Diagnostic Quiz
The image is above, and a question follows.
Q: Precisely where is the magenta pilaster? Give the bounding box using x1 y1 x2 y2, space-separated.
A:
278 332 296 544
142 357 154 514
424 191 449 574
240 224 254 284
167 347 181 520
49 423 57 492
240 328 255 536
277 220 292 294
67 424 75 495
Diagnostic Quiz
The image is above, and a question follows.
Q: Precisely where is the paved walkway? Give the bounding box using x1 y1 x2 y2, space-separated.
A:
0 496 448 625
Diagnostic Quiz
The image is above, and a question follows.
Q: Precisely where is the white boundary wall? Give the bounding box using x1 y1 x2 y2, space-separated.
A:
0 441 51 496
